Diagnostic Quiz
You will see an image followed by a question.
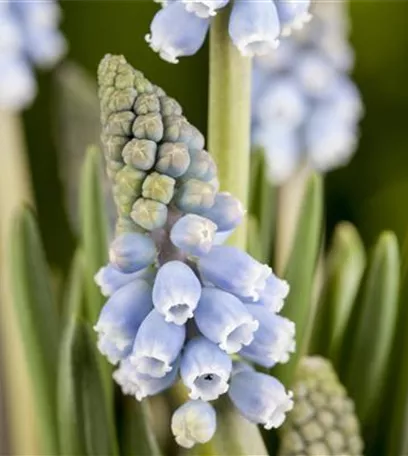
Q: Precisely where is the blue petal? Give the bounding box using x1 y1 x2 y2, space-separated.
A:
180 336 232 401
229 370 293 430
152 260 202 324
170 214 217 257
146 2 210 63
275 0 312 36
181 0 229 18
198 246 271 301
202 192 245 233
253 272 290 313
240 305 295 367
109 233 157 273
171 400 216 448
194 288 259 354
131 309 186 377
229 0 281 57
94 279 153 364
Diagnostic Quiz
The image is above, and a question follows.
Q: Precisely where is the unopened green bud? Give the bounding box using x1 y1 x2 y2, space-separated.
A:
160 96 183 117
98 54 124 88
183 149 217 182
155 142 190 178
105 111 135 136
122 139 157 171
153 85 166 97
102 134 127 163
279 357 364 456
106 88 138 112
175 179 216 214
116 216 146 235
163 116 204 150
131 197 168 231
134 93 160 115
132 113 164 143
142 172 175 205
106 160 124 180
134 76 154 95
115 166 146 199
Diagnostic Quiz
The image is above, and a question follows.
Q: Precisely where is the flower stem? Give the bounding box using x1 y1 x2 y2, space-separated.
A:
208 7 252 250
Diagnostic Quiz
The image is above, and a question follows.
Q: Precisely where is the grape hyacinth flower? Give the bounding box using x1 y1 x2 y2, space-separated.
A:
146 0 312 63
0 0 66 110
252 0 363 183
95 54 295 447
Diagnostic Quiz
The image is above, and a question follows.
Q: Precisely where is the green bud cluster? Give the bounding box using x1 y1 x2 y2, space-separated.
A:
98 54 218 234
279 357 364 456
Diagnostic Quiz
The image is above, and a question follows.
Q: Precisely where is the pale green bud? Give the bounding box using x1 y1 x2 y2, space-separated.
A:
102 134 128 163
132 113 164 143
153 85 166 97
160 96 183 117
105 111 136 136
115 165 146 199
106 88 138 112
122 139 157 171
134 93 160 116
131 198 168 231
98 54 125 88
106 160 124 180
134 76 154 95
183 149 217 182
155 142 191 178
116 216 146 235
142 172 175 205
163 115 205 150
175 179 216 214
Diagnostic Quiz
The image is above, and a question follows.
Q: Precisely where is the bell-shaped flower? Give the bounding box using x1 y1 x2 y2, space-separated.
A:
198 246 271 301
113 357 179 401
152 261 202 325
94 279 153 364
228 0 281 57
275 0 312 36
194 288 259 354
170 214 217 257
202 192 245 234
94 263 154 297
131 309 186 378
109 233 157 273
240 305 295 367
229 370 293 430
180 337 232 401
97 335 129 365
257 273 290 313
146 2 210 64
181 0 229 18
171 400 216 448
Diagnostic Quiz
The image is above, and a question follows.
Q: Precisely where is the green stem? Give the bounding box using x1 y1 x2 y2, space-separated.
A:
209 8 252 250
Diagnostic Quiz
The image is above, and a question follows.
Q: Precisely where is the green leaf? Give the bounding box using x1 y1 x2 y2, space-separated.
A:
10 206 59 454
247 215 263 262
274 173 323 386
58 250 119 456
309 222 366 367
342 232 399 429
79 145 109 324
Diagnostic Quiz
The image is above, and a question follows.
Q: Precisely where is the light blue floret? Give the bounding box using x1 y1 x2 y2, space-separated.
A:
275 0 312 36
228 370 293 430
181 0 229 18
180 336 232 401
194 288 259 354
240 305 296 367
202 192 245 233
131 309 186 378
170 214 217 257
109 233 157 273
152 260 202 325
198 245 272 301
146 2 210 64
171 400 217 449
94 279 153 364
251 272 290 313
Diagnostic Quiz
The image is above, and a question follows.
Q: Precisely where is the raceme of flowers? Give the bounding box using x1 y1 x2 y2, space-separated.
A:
147 0 312 63
252 1 364 183
0 0 66 110
95 54 295 448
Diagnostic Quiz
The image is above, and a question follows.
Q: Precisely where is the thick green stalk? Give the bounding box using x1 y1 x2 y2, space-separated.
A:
209 8 252 249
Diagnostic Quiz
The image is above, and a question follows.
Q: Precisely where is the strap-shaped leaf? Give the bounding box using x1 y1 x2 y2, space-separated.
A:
274 173 323 386
343 232 399 428
10 206 59 454
310 222 366 367
58 250 119 456
79 145 109 324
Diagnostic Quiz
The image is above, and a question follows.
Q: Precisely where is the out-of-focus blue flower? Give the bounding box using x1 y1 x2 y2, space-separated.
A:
198 246 271 301
194 288 259 354
152 260 201 325
0 0 66 110
229 0 281 57
252 0 363 182
256 273 290 313
229 370 293 430
131 309 186 378
109 232 157 273
170 214 217 257
240 305 295 367
146 2 210 64
181 0 229 18
180 336 232 400
94 279 153 364
171 400 217 449
113 358 179 401
275 0 312 36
